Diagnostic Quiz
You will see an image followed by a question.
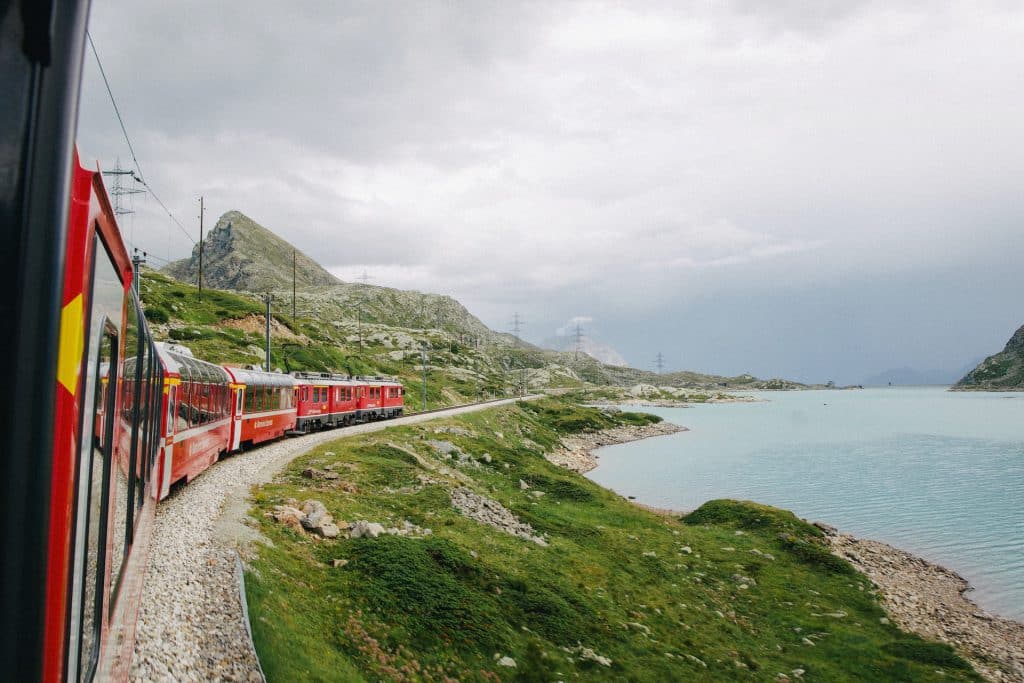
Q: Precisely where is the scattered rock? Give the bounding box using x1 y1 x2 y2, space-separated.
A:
300 500 329 530
570 646 612 667
270 505 305 533
813 521 838 536
450 487 547 545
349 520 385 539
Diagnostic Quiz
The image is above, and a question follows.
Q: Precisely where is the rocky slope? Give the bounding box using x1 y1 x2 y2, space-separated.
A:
166 211 339 292
954 325 1024 391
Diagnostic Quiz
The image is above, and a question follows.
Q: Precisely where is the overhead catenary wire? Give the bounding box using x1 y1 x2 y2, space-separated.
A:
85 31 196 246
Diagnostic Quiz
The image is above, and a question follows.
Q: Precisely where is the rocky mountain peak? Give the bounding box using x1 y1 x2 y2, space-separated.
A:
164 211 339 292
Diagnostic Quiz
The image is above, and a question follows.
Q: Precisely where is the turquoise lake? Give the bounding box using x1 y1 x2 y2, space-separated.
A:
587 387 1024 621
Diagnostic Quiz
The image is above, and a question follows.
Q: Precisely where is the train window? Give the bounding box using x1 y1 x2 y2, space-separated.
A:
108 336 129 612
77 323 118 681
178 380 190 430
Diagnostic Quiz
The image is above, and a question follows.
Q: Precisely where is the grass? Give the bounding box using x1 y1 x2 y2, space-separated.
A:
244 399 980 682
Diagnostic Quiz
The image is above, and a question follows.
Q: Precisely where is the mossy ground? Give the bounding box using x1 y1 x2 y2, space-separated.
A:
244 399 978 682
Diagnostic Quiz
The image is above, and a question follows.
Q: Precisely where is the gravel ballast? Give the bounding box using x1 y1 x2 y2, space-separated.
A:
129 398 533 682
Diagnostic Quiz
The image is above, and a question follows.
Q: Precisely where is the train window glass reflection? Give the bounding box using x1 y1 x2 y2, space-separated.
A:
78 324 117 681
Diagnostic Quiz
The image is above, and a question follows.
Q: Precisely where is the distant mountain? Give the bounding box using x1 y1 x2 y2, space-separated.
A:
953 325 1024 391
863 366 961 387
542 335 629 367
165 211 339 292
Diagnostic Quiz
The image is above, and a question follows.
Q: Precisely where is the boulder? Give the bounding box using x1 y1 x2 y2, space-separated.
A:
301 500 329 529
350 520 385 539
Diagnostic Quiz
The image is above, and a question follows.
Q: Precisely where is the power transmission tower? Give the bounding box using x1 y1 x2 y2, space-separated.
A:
197 196 206 301
355 269 373 345
573 322 584 360
510 312 524 346
102 164 144 245
655 352 665 374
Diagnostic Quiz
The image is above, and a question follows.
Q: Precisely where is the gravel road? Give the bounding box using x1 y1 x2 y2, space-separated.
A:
129 397 535 682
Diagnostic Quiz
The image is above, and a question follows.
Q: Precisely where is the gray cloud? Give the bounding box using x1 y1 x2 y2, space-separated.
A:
79 0 1024 379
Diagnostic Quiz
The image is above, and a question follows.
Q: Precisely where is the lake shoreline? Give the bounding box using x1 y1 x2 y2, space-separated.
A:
828 530 1024 681
575 416 1024 682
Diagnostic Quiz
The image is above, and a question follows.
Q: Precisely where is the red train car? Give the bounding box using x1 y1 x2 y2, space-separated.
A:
355 376 405 421
292 372 359 431
224 367 297 451
153 343 232 500
42 154 165 682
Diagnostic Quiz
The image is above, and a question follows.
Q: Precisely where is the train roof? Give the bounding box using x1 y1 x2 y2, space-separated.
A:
155 342 230 383
223 367 297 388
290 371 364 386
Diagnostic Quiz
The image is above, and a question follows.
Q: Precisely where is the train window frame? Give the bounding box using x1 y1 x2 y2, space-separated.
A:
80 323 119 681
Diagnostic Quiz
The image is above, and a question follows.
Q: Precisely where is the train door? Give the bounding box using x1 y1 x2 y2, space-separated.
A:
231 387 244 451
159 380 177 500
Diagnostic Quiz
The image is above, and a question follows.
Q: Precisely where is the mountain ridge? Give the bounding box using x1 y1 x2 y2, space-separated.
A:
953 324 1024 391
158 210 806 391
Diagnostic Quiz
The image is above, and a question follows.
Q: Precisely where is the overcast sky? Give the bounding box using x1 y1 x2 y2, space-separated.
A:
78 1 1024 384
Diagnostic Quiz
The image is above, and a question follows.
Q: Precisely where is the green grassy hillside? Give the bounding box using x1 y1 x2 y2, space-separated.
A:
243 400 978 682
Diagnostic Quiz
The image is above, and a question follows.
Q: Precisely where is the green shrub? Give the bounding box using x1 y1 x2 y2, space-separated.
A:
143 306 169 324
683 499 823 538
343 536 507 652
882 640 972 669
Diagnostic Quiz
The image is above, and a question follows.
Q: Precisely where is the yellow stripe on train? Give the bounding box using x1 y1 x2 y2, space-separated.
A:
57 294 84 394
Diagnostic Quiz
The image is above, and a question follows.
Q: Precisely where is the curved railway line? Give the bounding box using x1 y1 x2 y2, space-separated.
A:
130 395 542 681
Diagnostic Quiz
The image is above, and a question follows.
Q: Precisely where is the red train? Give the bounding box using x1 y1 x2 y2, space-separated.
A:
32 157 406 681
0 16 404 677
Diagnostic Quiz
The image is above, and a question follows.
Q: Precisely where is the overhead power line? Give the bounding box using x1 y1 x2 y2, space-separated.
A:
86 32 144 183
86 31 196 246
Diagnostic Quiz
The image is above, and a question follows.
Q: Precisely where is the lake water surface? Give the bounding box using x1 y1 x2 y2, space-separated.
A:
586 387 1024 621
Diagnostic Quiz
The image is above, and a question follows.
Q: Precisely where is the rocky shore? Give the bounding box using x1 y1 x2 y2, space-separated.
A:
827 530 1024 681
544 420 685 473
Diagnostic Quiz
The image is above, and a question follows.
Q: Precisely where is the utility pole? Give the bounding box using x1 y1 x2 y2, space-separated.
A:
131 248 146 297
263 293 273 371
292 249 296 321
655 352 665 374
197 196 205 301
573 321 584 360
510 312 523 346
420 344 428 412
356 269 372 346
